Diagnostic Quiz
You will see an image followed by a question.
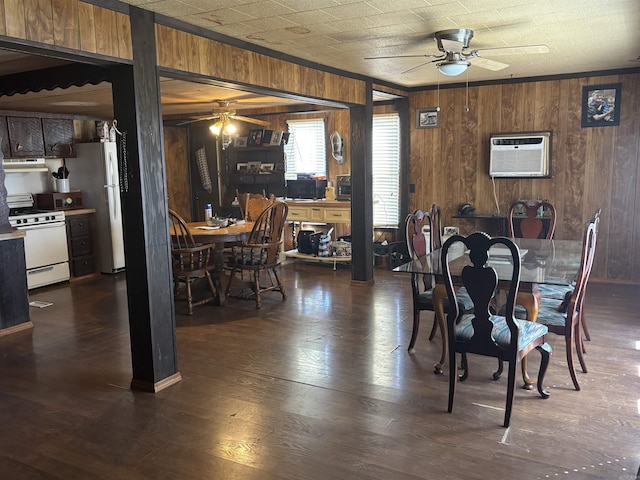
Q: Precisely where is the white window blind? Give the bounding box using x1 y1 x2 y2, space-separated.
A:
372 114 400 227
284 119 326 179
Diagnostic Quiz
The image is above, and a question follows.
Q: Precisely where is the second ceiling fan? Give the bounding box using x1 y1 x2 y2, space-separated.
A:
177 99 270 132
366 28 549 76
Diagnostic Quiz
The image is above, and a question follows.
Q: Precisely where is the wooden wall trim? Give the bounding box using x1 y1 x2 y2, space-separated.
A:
0 0 132 60
154 24 367 106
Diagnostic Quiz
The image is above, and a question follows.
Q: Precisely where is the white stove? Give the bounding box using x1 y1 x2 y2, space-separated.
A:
8 193 70 289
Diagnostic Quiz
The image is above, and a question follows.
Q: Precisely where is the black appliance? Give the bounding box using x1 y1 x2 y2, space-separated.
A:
336 174 351 201
286 179 327 199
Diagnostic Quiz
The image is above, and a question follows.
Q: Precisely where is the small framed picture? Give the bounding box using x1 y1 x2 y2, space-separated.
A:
236 163 248 172
581 83 621 128
262 130 274 144
270 130 283 146
281 132 290 145
234 136 248 147
247 161 261 173
416 108 440 128
260 163 274 173
248 129 264 146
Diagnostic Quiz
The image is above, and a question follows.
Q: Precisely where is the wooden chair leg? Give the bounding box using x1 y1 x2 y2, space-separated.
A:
407 310 420 354
253 271 262 309
427 318 438 341
185 278 194 315
536 343 552 398
504 360 517 428
271 268 286 300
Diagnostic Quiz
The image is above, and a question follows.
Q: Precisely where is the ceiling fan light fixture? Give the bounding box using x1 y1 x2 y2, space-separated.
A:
222 122 236 135
437 60 470 76
209 121 223 136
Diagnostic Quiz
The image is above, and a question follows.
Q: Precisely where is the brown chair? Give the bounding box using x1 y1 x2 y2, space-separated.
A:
168 209 218 315
441 232 551 427
405 206 473 373
519 217 598 390
225 201 288 308
236 189 274 222
507 199 556 240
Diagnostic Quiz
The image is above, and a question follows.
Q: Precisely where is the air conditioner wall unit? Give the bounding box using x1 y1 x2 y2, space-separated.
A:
489 131 551 178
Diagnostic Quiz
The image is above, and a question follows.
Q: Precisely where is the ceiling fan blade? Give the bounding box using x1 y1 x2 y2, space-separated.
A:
231 115 270 126
364 54 441 60
474 44 549 57
176 115 219 126
441 38 464 53
401 58 440 75
469 56 509 71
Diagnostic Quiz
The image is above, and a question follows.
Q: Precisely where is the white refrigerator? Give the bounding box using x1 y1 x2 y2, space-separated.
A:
66 142 125 274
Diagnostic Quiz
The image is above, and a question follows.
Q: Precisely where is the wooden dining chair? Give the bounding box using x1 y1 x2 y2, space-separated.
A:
441 232 551 427
168 209 218 315
520 217 597 390
225 200 288 308
236 189 274 222
405 206 473 373
507 199 556 240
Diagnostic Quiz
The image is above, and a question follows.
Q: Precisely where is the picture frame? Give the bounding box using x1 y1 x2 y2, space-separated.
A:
234 136 248 147
281 132 290 145
248 129 264 146
581 83 621 128
236 163 248 172
247 161 261 174
416 108 440 128
270 130 283 146
260 163 274 173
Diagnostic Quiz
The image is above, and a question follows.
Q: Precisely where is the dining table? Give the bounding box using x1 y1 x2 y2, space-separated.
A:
175 221 255 305
394 237 583 387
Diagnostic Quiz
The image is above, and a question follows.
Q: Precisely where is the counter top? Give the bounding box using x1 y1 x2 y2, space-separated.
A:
284 199 350 207
0 229 26 241
61 208 96 216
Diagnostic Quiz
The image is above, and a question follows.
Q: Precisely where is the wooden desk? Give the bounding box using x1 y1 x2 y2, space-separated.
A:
177 221 254 305
394 238 582 384
285 199 350 249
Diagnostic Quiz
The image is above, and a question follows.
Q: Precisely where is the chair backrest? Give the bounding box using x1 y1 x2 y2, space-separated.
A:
570 214 599 317
405 207 441 293
246 200 289 264
507 199 556 239
236 190 274 222
169 209 196 249
441 232 521 356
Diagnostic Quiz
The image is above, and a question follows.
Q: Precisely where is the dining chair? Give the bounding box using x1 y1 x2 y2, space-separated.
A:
518 217 597 390
236 189 274 222
225 200 288 308
536 208 601 347
441 232 551 427
507 199 556 240
168 209 218 315
405 206 473 373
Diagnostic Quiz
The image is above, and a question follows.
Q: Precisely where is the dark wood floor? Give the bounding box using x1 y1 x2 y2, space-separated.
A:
1 262 639 479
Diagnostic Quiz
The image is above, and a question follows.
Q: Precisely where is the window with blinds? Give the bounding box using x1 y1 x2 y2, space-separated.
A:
372 114 400 227
284 119 326 179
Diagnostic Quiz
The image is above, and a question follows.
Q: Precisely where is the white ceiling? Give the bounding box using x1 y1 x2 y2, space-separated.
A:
0 0 638 121
122 0 640 87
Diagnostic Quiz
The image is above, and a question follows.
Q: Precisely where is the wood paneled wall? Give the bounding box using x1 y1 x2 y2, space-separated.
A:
409 73 640 282
0 0 132 59
154 25 366 107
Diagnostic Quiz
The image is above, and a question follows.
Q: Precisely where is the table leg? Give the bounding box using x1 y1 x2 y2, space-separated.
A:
432 284 448 375
516 286 541 389
212 243 226 306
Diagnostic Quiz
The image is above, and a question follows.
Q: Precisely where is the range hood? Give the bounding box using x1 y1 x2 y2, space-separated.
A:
2 158 48 172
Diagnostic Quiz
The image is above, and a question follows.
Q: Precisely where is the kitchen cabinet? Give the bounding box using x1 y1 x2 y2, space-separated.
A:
7 116 45 157
65 211 95 277
0 111 76 158
43 118 75 157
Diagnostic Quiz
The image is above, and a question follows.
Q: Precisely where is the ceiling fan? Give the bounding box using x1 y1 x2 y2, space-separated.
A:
176 99 270 130
365 29 549 76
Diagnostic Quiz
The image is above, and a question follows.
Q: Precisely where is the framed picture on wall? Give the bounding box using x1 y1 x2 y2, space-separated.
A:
248 129 264 146
416 108 440 128
234 136 248 147
581 83 621 128
270 130 283 145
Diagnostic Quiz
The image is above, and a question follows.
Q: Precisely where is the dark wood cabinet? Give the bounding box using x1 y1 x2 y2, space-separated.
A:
225 144 285 196
7 116 45 157
0 111 76 158
43 118 75 157
66 213 95 277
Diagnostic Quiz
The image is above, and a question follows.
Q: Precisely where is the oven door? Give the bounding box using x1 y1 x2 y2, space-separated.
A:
18 222 70 289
